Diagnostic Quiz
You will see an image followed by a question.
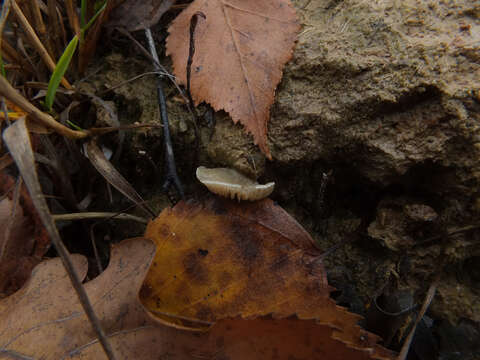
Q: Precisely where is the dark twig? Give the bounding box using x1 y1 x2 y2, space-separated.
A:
186 11 205 118
145 28 184 201
3 118 116 360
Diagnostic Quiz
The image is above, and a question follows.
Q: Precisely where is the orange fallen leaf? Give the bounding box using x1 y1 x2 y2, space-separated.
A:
141 197 395 358
167 0 300 159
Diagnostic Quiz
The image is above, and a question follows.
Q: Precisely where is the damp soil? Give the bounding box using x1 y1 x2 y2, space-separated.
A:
70 0 480 358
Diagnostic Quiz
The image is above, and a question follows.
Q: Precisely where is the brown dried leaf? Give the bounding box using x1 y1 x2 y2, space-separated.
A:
140 197 395 358
0 197 34 296
0 172 50 297
0 238 156 359
167 0 300 159
85 139 155 217
107 0 176 31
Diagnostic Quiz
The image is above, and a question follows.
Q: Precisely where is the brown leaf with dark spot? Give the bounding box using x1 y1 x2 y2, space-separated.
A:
167 0 300 159
140 197 395 358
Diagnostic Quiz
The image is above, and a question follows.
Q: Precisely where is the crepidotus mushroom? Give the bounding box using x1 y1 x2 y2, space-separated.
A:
196 166 275 201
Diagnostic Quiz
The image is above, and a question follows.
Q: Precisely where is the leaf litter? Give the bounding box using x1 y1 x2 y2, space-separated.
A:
0 238 155 359
0 199 395 359
167 0 300 158
140 196 395 358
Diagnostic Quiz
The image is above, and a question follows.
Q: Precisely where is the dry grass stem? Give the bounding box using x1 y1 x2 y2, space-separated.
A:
1 40 34 74
0 75 87 138
11 0 72 89
53 212 148 224
65 0 80 35
47 0 62 58
29 0 54 59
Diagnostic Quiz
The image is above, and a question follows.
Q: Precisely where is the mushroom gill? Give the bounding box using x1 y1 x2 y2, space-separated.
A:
196 166 275 201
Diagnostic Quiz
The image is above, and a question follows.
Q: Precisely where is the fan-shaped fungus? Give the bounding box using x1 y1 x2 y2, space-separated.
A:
196 166 275 201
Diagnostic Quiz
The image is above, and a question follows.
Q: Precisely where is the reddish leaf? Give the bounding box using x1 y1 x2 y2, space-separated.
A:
140 197 395 358
0 172 49 297
167 0 300 159
66 318 395 360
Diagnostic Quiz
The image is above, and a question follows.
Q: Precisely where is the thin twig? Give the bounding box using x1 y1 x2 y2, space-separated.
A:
115 27 194 116
397 278 439 360
145 27 184 201
90 220 103 273
53 212 148 224
3 118 117 360
96 71 174 96
414 224 480 246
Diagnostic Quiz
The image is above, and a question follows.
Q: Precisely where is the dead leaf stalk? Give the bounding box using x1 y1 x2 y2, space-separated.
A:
0 75 88 139
53 212 148 224
11 0 71 89
3 118 117 360
85 139 155 217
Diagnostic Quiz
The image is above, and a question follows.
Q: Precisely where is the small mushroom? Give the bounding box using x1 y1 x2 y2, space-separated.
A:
196 166 275 201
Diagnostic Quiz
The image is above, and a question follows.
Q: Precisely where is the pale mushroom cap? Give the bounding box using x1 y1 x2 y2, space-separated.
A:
196 166 275 201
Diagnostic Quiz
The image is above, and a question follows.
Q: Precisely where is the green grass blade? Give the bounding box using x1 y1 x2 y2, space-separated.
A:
0 53 6 77
80 0 87 29
81 1 107 34
45 35 79 111
44 0 106 111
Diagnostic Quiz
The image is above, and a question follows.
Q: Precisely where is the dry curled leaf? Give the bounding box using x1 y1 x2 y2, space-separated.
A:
167 0 300 158
0 238 156 359
140 197 395 358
